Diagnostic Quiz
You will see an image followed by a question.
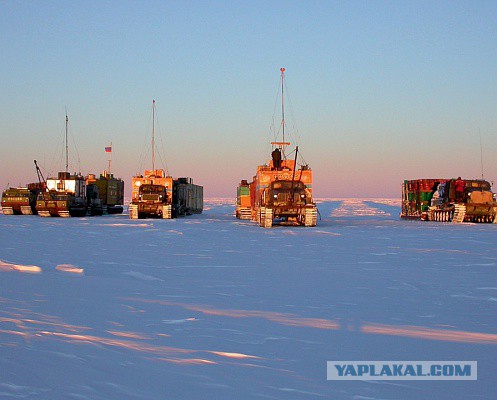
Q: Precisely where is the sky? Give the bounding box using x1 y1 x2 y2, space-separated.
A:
1 0 497 198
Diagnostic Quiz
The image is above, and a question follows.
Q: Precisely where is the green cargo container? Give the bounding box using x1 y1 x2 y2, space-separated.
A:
420 191 433 202
237 186 250 196
421 202 430 212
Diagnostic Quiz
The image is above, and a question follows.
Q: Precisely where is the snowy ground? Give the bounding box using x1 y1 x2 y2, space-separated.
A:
1 199 496 400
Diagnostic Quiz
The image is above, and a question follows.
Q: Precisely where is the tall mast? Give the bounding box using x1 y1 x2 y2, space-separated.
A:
152 100 155 172
270 68 290 158
479 128 484 181
65 111 69 173
280 67 286 146
108 141 112 174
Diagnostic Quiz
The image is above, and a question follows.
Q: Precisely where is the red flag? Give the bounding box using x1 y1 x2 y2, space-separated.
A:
105 146 112 153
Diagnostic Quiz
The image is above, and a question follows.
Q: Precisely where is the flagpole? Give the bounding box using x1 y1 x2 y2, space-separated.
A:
108 142 112 174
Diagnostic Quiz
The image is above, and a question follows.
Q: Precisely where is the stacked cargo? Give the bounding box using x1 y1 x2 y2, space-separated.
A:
235 180 251 219
402 179 442 219
401 178 497 223
173 178 203 216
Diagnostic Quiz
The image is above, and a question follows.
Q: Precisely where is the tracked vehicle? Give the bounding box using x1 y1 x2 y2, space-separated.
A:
401 178 497 223
1 183 43 215
35 167 87 218
236 68 317 228
130 170 173 219
34 114 89 217
86 171 125 214
129 101 203 219
34 169 118 218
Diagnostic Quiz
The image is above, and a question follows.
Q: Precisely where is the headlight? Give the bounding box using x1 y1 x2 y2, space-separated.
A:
273 194 277 198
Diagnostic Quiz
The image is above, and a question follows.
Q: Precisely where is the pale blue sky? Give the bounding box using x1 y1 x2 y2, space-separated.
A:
1 1 497 197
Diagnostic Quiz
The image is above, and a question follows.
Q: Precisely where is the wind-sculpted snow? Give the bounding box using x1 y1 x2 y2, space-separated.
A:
0 199 496 399
56 264 84 274
0 259 42 274
330 199 392 217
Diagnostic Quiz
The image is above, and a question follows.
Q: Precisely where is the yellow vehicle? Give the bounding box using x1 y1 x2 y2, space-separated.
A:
1 183 43 215
86 171 124 215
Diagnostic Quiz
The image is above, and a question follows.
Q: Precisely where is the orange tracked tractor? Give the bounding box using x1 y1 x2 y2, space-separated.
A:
236 68 317 228
129 101 203 219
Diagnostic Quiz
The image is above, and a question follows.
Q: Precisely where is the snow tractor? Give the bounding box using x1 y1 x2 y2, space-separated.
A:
236 68 317 228
130 170 174 219
1 183 43 215
129 100 203 219
35 167 87 218
130 171 202 219
237 146 316 228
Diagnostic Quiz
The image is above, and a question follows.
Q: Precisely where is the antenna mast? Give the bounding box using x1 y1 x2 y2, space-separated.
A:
270 68 291 157
65 111 69 173
479 128 484 180
108 141 112 174
280 68 286 147
152 100 155 172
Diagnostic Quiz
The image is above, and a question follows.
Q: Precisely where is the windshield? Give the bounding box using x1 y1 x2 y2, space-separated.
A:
140 185 166 195
269 180 308 205
271 181 306 191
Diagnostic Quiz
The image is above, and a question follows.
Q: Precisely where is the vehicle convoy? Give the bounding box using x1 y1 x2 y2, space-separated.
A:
1 183 44 215
401 178 497 223
129 100 203 219
34 168 121 218
236 68 317 228
33 114 108 218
